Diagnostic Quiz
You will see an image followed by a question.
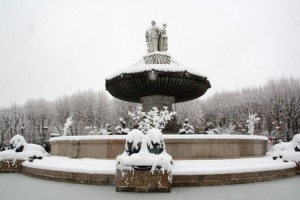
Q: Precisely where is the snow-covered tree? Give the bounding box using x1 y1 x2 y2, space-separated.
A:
24 99 54 142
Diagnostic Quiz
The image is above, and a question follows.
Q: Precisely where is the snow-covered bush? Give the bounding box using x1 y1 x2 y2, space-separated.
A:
128 106 176 134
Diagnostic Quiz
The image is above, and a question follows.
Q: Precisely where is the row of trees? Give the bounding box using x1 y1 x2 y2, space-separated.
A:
0 90 135 146
176 77 300 141
1 77 299 146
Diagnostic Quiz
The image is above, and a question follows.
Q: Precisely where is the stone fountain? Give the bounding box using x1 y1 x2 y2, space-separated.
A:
105 21 211 113
44 22 272 189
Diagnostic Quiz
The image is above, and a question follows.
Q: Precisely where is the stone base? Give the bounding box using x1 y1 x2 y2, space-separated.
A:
23 166 114 185
143 53 171 64
172 168 296 186
295 162 300 175
20 163 296 187
115 169 171 192
0 160 24 173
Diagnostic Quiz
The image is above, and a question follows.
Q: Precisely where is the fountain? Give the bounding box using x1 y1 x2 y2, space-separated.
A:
20 21 296 189
0 21 296 192
50 21 267 160
105 21 211 113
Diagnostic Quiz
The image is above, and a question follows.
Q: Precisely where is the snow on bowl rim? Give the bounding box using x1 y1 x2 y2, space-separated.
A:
105 64 209 81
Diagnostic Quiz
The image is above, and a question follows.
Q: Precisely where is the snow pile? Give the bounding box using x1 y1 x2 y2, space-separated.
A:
116 129 173 173
129 106 176 134
267 133 300 162
0 135 48 161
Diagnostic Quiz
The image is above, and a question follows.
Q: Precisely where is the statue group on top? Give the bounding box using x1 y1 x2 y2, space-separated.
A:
145 20 168 53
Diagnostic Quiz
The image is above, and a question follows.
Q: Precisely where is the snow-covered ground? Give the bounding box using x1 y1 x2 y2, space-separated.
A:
22 156 295 175
0 173 299 200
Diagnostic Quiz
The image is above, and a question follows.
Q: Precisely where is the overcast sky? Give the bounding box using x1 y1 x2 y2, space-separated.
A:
0 0 299 107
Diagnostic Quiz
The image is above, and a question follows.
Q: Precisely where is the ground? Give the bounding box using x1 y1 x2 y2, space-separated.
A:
0 174 299 200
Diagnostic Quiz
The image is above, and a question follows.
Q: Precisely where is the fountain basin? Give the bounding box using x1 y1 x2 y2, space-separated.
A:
50 135 267 159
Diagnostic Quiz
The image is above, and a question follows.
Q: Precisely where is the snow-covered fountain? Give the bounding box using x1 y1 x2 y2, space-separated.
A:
18 21 296 189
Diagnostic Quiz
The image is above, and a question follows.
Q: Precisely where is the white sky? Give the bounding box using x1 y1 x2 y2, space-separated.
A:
0 0 300 107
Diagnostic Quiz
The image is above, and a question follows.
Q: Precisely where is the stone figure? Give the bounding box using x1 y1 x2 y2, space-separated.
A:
159 23 168 51
145 20 160 53
179 119 194 134
115 118 130 135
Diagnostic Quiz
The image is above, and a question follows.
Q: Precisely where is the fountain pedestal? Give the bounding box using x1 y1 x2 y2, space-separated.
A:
140 95 174 112
116 169 171 192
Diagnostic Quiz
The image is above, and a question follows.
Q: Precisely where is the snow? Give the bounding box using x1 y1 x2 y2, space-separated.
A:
267 133 300 162
129 106 176 134
116 129 173 173
162 134 267 140
23 156 115 174
50 135 128 142
21 156 295 176
0 149 47 161
1 174 299 200
106 64 208 80
281 151 300 162
172 157 295 175
147 128 164 148
125 129 143 151
0 135 48 161
99 129 112 135
50 134 267 142
115 126 130 135
23 130 290 176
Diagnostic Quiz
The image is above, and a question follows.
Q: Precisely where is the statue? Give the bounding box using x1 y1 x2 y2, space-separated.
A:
145 20 160 53
179 119 194 134
159 23 168 51
115 118 130 135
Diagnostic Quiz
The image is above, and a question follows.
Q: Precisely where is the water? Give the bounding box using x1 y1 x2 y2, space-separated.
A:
0 174 299 200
